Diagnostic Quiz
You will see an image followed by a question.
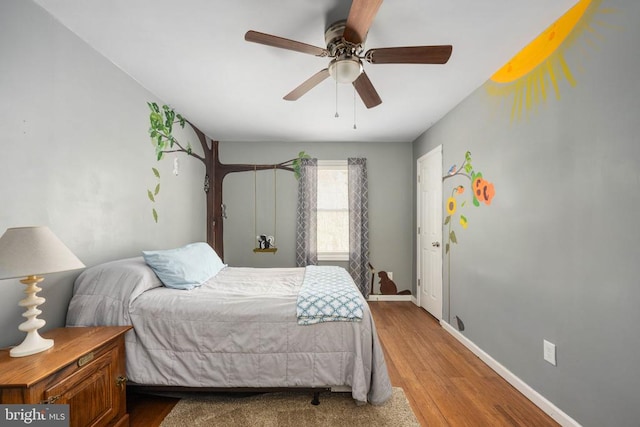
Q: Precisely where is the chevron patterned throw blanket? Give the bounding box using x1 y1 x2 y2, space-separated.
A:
296 265 364 325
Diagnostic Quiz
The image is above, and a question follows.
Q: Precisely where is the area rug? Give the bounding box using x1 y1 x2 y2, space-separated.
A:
159 387 420 427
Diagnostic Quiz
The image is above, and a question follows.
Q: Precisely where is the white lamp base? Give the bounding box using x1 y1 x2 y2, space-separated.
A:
10 275 54 358
10 332 54 357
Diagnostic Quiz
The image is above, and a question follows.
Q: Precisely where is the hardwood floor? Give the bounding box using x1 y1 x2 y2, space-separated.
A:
127 393 177 427
127 301 558 426
369 302 557 427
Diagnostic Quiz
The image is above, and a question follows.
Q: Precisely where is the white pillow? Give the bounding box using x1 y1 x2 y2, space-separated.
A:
142 242 226 290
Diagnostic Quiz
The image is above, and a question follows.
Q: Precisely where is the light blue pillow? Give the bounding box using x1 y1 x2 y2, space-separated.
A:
142 242 226 290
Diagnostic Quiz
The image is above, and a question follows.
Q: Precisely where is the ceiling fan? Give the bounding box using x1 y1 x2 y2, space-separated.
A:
244 0 452 109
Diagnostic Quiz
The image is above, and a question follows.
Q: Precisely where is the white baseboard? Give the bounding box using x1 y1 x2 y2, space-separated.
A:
440 321 581 427
367 294 413 301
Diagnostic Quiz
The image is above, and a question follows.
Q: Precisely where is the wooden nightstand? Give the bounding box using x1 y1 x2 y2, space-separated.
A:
0 326 132 427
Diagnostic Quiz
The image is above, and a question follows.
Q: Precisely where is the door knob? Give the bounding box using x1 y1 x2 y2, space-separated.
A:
432 241 440 247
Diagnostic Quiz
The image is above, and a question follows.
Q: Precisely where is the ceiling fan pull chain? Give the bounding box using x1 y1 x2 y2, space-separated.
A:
334 67 339 118
353 86 357 130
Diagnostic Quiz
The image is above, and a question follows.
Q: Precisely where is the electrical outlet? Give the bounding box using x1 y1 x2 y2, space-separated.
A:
543 340 557 366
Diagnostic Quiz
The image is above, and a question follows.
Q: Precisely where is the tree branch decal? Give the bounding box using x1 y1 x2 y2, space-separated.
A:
443 150 495 253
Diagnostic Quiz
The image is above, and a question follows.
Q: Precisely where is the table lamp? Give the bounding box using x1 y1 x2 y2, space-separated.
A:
0 226 85 357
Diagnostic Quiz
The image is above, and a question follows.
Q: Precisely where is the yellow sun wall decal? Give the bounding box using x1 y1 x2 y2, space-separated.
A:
486 0 614 121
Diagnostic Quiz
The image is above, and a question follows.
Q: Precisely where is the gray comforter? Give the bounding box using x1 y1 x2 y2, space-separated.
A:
66 257 392 404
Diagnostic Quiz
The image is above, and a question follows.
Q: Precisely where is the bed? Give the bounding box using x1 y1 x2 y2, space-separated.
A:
65 245 392 405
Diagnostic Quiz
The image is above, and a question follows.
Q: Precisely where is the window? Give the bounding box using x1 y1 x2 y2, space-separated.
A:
317 160 349 261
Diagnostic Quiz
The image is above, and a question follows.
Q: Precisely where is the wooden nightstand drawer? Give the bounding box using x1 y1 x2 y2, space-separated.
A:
0 326 132 427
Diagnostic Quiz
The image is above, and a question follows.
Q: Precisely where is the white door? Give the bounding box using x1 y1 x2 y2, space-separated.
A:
417 146 443 319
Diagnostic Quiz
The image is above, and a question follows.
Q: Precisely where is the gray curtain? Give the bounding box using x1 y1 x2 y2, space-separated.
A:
295 158 318 267
348 158 370 297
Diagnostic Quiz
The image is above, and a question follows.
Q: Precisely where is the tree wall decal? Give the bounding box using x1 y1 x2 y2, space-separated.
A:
442 150 496 316
146 102 308 259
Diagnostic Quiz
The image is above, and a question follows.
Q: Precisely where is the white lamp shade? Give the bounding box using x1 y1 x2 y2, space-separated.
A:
0 226 85 279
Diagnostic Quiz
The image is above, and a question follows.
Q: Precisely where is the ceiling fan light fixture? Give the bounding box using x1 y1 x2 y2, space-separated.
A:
328 57 362 84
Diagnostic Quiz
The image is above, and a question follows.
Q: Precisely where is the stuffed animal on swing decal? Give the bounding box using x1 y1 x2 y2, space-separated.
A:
257 235 275 249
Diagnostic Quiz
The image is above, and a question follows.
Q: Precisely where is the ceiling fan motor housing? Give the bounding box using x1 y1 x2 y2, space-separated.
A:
325 20 364 83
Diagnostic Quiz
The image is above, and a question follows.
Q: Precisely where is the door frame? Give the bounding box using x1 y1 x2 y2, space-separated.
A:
416 145 443 319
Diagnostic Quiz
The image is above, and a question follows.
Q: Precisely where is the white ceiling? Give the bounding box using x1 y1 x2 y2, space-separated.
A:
34 0 577 143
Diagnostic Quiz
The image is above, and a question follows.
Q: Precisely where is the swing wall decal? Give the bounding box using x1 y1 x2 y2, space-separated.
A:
253 165 278 254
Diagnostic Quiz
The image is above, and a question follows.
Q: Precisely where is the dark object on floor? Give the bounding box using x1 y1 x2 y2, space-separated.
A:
378 271 411 295
311 391 320 405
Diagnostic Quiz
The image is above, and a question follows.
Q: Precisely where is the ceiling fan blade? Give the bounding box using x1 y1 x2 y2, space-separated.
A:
245 30 328 57
352 71 382 108
365 45 453 64
343 0 383 45
283 69 331 101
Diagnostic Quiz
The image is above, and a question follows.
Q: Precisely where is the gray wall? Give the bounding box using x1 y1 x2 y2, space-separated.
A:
0 0 205 348
220 141 414 294
413 1 640 425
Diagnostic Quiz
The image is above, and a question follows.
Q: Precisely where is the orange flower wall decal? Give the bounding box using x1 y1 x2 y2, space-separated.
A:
472 175 495 206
